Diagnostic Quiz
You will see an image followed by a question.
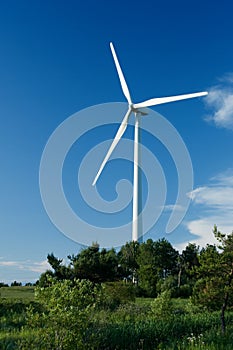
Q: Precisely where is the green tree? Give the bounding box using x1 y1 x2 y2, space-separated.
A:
192 226 233 333
47 253 71 280
137 239 158 296
68 243 119 282
177 243 200 296
11 281 22 286
99 248 119 281
118 241 140 282
136 238 178 297
153 238 179 279
37 269 54 287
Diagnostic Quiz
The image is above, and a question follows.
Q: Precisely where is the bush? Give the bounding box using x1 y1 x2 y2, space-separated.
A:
18 278 102 349
100 281 135 310
151 290 174 319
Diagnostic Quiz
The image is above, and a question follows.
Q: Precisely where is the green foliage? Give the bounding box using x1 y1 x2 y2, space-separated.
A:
192 227 233 334
151 290 174 319
136 239 158 296
192 231 233 312
176 243 200 298
37 269 54 287
41 238 184 298
1 293 233 349
118 241 140 282
3 231 233 348
44 243 120 284
87 311 233 349
136 239 179 297
192 277 232 311
157 274 179 297
11 281 22 287
112 302 151 322
19 278 102 349
100 281 135 310
153 238 179 278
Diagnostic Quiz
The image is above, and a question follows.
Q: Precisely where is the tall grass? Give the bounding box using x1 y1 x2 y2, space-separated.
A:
1 293 233 349
91 306 233 350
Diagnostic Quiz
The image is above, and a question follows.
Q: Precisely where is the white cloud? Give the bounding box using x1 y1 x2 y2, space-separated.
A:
0 259 50 274
0 261 19 267
29 260 51 273
185 170 233 248
163 204 184 212
188 186 233 207
205 75 233 130
211 171 233 186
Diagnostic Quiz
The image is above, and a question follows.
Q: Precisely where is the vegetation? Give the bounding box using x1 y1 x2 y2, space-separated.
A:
0 226 233 349
0 286 34 301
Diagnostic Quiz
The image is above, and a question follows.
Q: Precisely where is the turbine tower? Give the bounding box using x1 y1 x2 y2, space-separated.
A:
93 42 208 242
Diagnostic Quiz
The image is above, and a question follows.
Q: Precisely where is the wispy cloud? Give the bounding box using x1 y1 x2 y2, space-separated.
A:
0 260 50 274
205 74 233 130
218 72 233 84
163 204 185 212
185 170 233 247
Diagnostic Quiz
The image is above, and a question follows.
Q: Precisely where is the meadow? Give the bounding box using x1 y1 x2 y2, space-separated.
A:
1 285 233 350
0 286 34 301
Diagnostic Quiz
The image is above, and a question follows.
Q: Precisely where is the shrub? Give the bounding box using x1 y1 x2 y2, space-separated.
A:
151 290 174 319
100 281 135 310
18 278 102 349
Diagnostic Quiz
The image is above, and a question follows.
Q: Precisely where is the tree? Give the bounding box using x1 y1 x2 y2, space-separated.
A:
11 281 22 286
177 243 200 296
192 226 233 333
98 248 119 281
214 225 233 333
47 253 71 280
136 239 158 296
153 238 179 279
0 282 8 287
136 238 179 297
38 269 55 287
69 243 119 283
118 241 140 282
192 244 221 309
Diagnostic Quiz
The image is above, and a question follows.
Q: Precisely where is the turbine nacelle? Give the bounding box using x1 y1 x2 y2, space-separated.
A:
131 105 148 116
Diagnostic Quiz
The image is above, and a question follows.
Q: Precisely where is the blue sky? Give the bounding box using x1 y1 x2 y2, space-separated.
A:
1 0 233 284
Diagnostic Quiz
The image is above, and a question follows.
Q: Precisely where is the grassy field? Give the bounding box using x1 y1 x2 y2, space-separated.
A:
1 287 233 349
0 286 35 301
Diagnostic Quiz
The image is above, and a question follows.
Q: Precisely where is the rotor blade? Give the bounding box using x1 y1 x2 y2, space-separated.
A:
133 91 208 109
110 42 132 104
92 108 132 186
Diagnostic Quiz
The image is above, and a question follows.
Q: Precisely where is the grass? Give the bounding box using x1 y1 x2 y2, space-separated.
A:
0 289 233 349
0 286 35 301
136 297 154 305
136 296 189 311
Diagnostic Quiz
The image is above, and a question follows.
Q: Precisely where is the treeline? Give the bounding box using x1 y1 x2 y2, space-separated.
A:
42 229 230 291
0 281 34 287
38 226 233 333
39 238 188 297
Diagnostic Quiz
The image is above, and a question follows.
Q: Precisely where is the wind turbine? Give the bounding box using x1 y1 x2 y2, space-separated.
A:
92 42 208 242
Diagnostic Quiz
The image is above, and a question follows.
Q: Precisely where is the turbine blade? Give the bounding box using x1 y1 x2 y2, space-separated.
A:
133 91 208 109
110 42 132 104
92 108 132 186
